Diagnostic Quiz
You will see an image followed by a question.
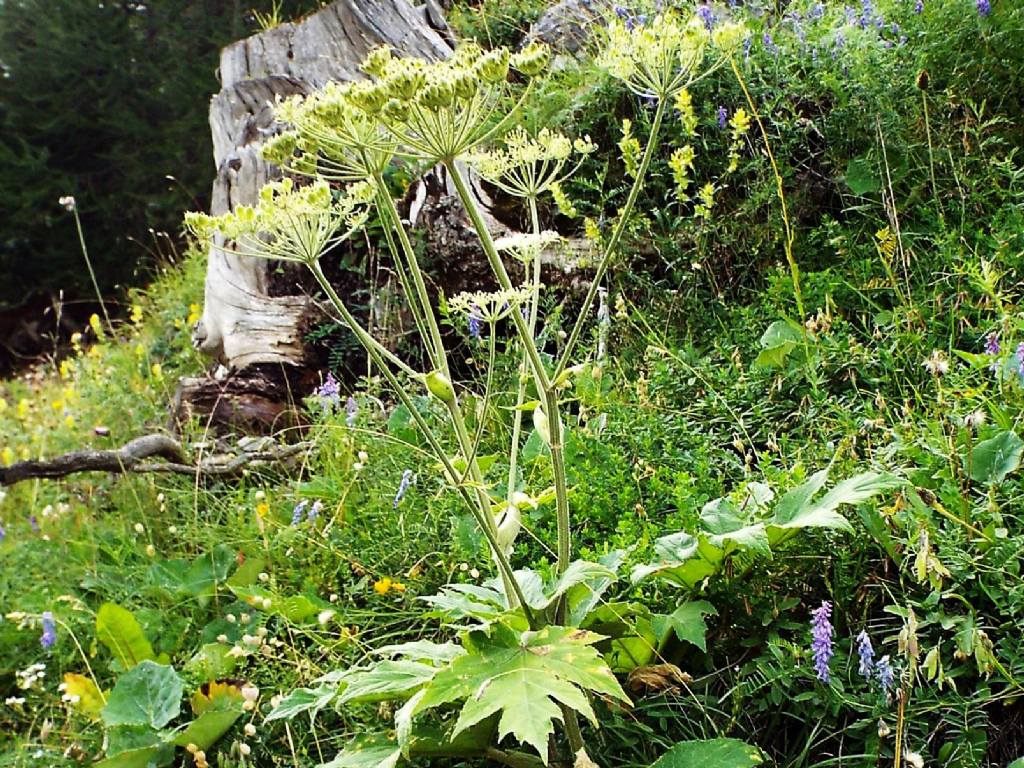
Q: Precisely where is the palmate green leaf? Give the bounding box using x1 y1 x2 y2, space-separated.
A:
970 430 1024 484
414 624 629 761
650 738 763 768
101 661 183 730
652 601 718 652
96 603 158 670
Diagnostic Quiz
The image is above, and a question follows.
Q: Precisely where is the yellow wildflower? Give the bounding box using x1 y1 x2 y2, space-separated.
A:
65 415 75 428
1 447 12 466
135 343 146 358
0 399 7 413
187 303 202 325
88 314 104 338
151 363 163 380
130 304 144 324
51 399 64 412
17 399 29 419
373 577 393 595
255 502 270 518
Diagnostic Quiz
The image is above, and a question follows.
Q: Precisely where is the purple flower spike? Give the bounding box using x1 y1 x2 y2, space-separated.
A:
977 0 990 17
875 654 895 691
317 372 341 409
810 601 834 683
468 306 482 340
28 515 40 534
855 630 875 678
394 469 413 508
345 396 358 427
697 4 715 30
291 500 308 526
914 0 923 13
762 32 778 55
40 612 56 649
717 105 728 129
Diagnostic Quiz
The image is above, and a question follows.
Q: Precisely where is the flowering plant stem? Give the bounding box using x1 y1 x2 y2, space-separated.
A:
306 258 534 622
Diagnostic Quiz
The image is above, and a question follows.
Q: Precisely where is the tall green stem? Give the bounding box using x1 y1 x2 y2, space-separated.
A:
307 259 533 621
552 97 667 381
71 206 113 334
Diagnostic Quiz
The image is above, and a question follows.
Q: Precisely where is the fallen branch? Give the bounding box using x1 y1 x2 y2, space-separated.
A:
0 435 313 486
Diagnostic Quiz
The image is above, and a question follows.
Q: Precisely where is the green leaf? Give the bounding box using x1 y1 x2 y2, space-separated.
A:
650 738 763 768
101 661 183 730
105 724 165 756
92 745 173 768
96 603 157 669
970 430 1024 484
171 708 243 751
630 531 723 588
768 471 901 544
265 683 338 722
319 734 402 768
182 643 239 681
652 601 718 652
414 625 629 759
565 549 627 626
337 661 439 704
844 156 879 195
374 641 466 664
753 320 804 370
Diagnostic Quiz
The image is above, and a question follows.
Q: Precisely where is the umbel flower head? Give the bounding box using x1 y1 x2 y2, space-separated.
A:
185 178 374 264
597 8 742 100
328 41 551 164
466 127 596 201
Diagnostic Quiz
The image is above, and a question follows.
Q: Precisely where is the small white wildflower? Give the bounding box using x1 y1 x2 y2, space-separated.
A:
226 613 237 624
239 613 251 625
905 752 924 768
923 350 949 376
318 609 336 626
963 410 986 430
216 634 228 643
243 723 257 737
58 196 76 212
133 523 145 534
357 450 368 462
257 572 269 583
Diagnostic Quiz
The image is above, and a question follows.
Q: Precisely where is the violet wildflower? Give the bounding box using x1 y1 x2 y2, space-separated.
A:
394 469 413 508
717 105 728 129
977 0 990 17
308 500 323 523
762 32 778 55
40 612 56 649
809 3 826 21
875 654 895 691
316 372 341 409
697 4 715 30
855 630 875 678
810 600 835 683
28 515 39 533
468 306 482 340
914 0 923 13
291 500 308 526
345 396 358 427
1016 342 1024 381
743 37 753 60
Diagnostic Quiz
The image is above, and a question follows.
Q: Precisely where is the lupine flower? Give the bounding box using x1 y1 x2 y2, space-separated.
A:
345 396 358 427
977 0 990 17
394 469 413 508
855 631 875 678
468 306 482 340
914 0 923 13
317 372 341 409
762 33 778 55
697 4 715 30
875 654 895 691
810 601 835 683
308 500 323 523
28 515 40 533
743 37 753 60
985 334 1000 357
717 105 728 129
809 3 826 20
40 612 56 649
291 500 308 526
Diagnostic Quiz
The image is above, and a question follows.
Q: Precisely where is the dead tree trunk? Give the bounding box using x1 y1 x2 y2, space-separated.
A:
193 0 453 371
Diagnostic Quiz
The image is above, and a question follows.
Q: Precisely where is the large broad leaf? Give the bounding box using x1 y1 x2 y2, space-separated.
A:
753 320 804 370
319 734 402 768
970 431 1024 484
767 471 901 545
844 156 880 195
414 624 630 759
652 601 718 652
96 603 157 669
101 661 183 730
630 531 724 588
374 641 466 664
92 745 173 768
565 550 627 626
650 738 763 768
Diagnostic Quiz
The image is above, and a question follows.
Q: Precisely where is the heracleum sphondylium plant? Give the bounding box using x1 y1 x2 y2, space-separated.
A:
188 12 746 763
